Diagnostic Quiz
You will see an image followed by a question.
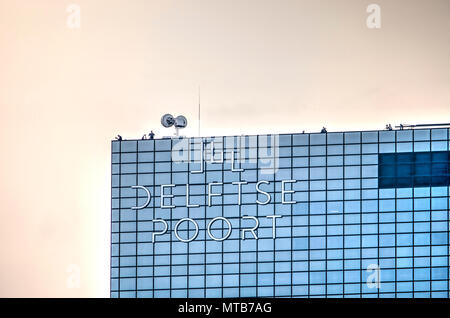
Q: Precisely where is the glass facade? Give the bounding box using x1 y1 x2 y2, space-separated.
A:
111 128 450 298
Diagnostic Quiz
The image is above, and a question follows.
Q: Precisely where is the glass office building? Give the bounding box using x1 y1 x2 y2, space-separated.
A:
111 127 450 298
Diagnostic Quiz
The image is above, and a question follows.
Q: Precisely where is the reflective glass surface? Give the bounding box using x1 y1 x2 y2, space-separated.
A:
111 128 450 298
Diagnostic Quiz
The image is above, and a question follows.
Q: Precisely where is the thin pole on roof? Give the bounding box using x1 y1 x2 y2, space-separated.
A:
395 123 450 129
198 86 201 137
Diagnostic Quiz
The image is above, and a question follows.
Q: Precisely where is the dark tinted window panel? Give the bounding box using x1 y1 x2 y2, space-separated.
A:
415 164 431 176
397 153 414 163
379 177 395 188
415 152 431 163
432 152 448 162
414 176 431 187
379 155 396 165
397 177 413 188
432 163 447 175
379 151 450 188
383 164 396 176
432 176 449 187
397 164 412 176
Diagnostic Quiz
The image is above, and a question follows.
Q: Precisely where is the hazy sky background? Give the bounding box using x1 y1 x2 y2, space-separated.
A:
0 0 448 297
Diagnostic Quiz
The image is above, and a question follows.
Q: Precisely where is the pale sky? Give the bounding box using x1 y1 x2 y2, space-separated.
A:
0 0 448 297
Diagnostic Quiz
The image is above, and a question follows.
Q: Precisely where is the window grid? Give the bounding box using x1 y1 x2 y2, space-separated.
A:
111 129 450 298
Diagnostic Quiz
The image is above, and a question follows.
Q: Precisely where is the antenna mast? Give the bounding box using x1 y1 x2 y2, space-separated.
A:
198 86 201 137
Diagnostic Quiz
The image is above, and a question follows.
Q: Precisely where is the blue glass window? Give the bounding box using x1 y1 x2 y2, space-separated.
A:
379 151 450 188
